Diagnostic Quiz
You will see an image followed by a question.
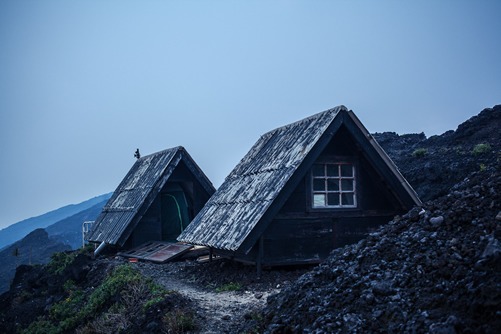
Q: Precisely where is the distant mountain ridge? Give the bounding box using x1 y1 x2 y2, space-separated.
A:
0 228 71 293
0 195 111 293
46 200 109 249
0 193 112 250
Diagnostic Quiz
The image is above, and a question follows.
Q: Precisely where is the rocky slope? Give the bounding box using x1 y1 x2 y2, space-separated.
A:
259 166 500 333
252 105 501 333
0 250 197 334
374 105 500 202
0 246 305 334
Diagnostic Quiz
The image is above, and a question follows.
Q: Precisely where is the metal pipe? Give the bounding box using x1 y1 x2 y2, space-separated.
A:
94 241 107 257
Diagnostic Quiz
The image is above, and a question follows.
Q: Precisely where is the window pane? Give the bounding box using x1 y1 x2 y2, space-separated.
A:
341 192 355 205
312 164 324 176
341 179 354 191
327 193 340 206
313 194 325 207
327 179 339 191
311 162 356 209
341 164 353 177
313 179 325 191
326 164 339 176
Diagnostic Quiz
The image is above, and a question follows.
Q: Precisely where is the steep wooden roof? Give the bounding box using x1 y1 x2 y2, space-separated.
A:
178 106 421 253
87 146 214 246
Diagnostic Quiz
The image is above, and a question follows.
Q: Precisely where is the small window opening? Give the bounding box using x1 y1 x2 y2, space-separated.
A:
312 163 356 208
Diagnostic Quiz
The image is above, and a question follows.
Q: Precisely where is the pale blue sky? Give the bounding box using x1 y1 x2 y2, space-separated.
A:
1 1 500 228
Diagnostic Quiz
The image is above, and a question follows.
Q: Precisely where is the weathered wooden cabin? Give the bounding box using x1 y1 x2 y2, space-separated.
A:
86 146 215 251
178 106 421 268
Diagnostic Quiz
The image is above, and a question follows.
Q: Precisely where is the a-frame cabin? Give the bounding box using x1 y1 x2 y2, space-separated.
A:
87 146 215 251
178 106 421 268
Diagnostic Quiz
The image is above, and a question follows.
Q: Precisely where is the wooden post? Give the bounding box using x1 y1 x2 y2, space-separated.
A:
256 236 264 279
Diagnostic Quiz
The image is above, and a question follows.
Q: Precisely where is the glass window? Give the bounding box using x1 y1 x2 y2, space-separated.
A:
341 164 353 177
313 179 325 191
313 194 325 207
311 163 356 208
341 179 354 191
312 164 324 176
327 179 339 191
326 165 339 176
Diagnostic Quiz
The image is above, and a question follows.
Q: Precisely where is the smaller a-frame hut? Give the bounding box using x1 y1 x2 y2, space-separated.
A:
87 146 215 250
178 106 421 268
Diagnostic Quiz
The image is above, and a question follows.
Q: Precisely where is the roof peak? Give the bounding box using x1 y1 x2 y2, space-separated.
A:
261 105 347 137
138 146 184 160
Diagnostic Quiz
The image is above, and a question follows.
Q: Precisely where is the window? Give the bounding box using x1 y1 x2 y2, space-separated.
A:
312 163 356 208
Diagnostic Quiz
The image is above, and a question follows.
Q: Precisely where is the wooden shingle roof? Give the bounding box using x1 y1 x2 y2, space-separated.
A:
87 146 214 246
178 106 421 253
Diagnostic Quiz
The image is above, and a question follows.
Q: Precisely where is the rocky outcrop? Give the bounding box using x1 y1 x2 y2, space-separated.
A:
375 105 500 202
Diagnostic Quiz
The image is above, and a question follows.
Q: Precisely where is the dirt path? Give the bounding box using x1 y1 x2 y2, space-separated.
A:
136 262 278 333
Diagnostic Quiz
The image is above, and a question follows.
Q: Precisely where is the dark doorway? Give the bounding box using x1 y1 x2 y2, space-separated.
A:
161 185 191 241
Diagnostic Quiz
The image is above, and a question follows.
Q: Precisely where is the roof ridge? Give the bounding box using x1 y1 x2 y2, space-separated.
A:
260 105 347 138
139 146 183 160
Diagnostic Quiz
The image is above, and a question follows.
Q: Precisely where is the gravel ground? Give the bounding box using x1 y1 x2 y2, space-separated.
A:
134 259 309 333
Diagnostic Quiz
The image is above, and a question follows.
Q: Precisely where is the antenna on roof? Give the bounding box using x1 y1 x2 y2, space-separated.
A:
134 148 141 159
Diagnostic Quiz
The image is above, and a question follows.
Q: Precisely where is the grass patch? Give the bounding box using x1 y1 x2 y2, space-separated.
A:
47 251 77 275
47 245 94 275
472 143 491 155
216 282 242 292
163 309 197 333
411 148 428 158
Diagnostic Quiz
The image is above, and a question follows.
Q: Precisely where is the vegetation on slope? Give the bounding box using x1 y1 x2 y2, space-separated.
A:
0 246 196 334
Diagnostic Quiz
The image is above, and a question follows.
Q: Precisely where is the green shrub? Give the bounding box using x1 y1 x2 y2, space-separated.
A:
23 264 172 334
47 252 77 275
143 295 165 310
472 143 491 155
84 265 142 315
23 318 59 334
25 265 143 333
216 282 242 292
163 309 196 333
412 148 428 158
